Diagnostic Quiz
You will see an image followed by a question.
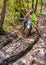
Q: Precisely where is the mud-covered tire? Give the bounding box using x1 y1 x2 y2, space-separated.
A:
24 27 30 37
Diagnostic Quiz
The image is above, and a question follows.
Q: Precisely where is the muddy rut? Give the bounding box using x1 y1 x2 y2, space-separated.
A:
0 10 46 65
0 28 41 65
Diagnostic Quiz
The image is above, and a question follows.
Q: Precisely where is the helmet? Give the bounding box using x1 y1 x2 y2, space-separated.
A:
29 10 33 14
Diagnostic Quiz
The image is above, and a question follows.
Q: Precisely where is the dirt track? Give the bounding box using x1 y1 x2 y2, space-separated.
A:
0 9 46 65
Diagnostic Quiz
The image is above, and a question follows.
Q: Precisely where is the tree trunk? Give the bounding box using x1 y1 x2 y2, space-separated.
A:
22 0 24 8
40 0 42 12
34 0 38 12
32 0 34 10
45 2 46 8
0 0 7 31
19 0 22 17
27 0 29 10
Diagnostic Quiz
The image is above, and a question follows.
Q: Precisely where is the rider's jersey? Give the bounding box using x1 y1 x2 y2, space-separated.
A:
30 13 37 25
24 13 29 20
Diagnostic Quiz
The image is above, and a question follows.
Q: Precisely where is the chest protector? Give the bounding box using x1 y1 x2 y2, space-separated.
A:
30 13 37 22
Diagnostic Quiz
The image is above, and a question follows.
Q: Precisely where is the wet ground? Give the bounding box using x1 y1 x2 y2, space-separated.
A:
9 14 46 65
0 9 46 65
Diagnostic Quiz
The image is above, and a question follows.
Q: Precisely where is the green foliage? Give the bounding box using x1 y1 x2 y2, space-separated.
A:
35 11 43 16
3 21 13 32
0 0 3 8
0 0 45 32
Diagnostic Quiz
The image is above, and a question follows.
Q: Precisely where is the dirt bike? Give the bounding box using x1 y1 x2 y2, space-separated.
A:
23 23 32 37
23 23 41 37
